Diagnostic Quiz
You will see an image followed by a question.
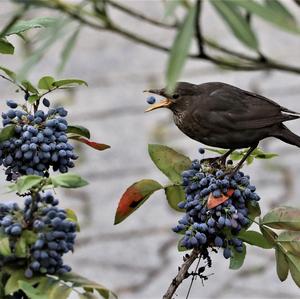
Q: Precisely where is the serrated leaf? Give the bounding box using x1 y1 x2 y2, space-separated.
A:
211 0 258 49
230 244 246 270
275 246 289 281
262 206 300 230
165 185 185 212
0 38 14 54
231 0 300 34
52 79 88 88
67 125 90 139
238 230 273 249
277 231 300 256
51 173 88 189
69 136 110 151
166 6 196 92
5 17 58 36
148 144 191 184
38 76 55 90
0 66 16 80
15 175 43 193
115 179 163 224
286 253 300 287
0 237 11 256
0 125 16 143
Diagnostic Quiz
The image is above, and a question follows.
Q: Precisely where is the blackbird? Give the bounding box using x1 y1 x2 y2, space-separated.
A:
145 82 300 169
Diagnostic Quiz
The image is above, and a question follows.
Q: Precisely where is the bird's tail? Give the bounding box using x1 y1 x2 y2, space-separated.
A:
274 125 300 148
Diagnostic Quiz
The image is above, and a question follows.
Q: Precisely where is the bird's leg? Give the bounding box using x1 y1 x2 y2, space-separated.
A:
229 143 258 175
201 149 234 166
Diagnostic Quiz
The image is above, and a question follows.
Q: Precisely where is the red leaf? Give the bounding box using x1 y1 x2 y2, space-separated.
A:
114 179 162 224
207 188 234 209
70 136 110 151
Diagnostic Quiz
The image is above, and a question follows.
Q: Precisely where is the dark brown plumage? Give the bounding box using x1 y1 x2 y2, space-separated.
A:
145 82 300 166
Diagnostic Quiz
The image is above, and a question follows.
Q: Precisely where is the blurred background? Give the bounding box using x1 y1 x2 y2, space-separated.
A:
0 0 300 298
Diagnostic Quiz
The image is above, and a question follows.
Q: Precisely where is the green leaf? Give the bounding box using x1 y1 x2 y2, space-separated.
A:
18 281 48 299
5 17 58 36
38 76 55 90
0 38 14 54
286 253 300 287
65 208 80 232
230 152 244 161
52 79 88 88
231 0 300 34
164 185 185 212
204 147 227 155
0 66 16 80
28 94 40 104
230 244 246 270
60 272 116 299
0 125 16 143
15 175 43 193
265 0 296 23
211 0 258 49
277 231 300 256
21 80 38 93
148 144 191 184
164 0 182 17
15 236 27 257
254 153 278 159
48 282 72 299
57 27 81 73
246 198 261 225
238 230 273 249
79 293 98 299
114 179 163 224
177 237 188 252
22 230 37 245
262 206 300 230
166 6 196 92
275 246 289 281
0 237 11 256
259 224 277 246
51 173 88 189
67 125 91 139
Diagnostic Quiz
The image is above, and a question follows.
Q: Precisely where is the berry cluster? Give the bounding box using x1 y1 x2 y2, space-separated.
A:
173 155 260 259
0 99 78 181
0 192 77 277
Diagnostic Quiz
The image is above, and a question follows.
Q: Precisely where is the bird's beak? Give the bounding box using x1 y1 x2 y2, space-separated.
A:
144 88 172 112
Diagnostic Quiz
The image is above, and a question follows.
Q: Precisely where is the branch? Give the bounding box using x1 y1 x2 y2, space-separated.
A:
163 249 201 299
195 0 206 58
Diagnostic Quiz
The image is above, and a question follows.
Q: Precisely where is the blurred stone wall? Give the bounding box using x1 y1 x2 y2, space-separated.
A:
0 1 300 298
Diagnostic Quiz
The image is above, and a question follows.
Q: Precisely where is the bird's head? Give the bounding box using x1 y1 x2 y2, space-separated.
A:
144 82 197 113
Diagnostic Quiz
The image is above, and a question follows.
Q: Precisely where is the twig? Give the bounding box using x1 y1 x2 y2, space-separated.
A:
163 249 201 299
195 0 206 58
0 74 27 93
108 0 177 28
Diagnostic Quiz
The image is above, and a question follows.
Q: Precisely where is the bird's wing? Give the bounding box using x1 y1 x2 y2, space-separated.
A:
195 85 298 130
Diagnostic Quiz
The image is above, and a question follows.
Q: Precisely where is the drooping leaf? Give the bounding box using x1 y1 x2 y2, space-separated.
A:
0 125 16 143
275 246 289 281
52 79 88 88
231 0 300 34
67 125 90 139
230 244 246 270
5 17 58 36
0 237 11 256
238 230 273 249
0 38 14 54
0 66 16 80
148 144 191 184
211 0 258 49
286 253 300 287
262 206 300 230
38 76 55 90
114 179 163 224
207 189 234 209
277 231 300 256
166 6 196 92
51 173 88 189
165 185 185 212
69 136 110 151
57 27 81 73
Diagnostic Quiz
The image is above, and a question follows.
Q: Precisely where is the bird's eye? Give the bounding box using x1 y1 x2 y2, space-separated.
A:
172 94 179 99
